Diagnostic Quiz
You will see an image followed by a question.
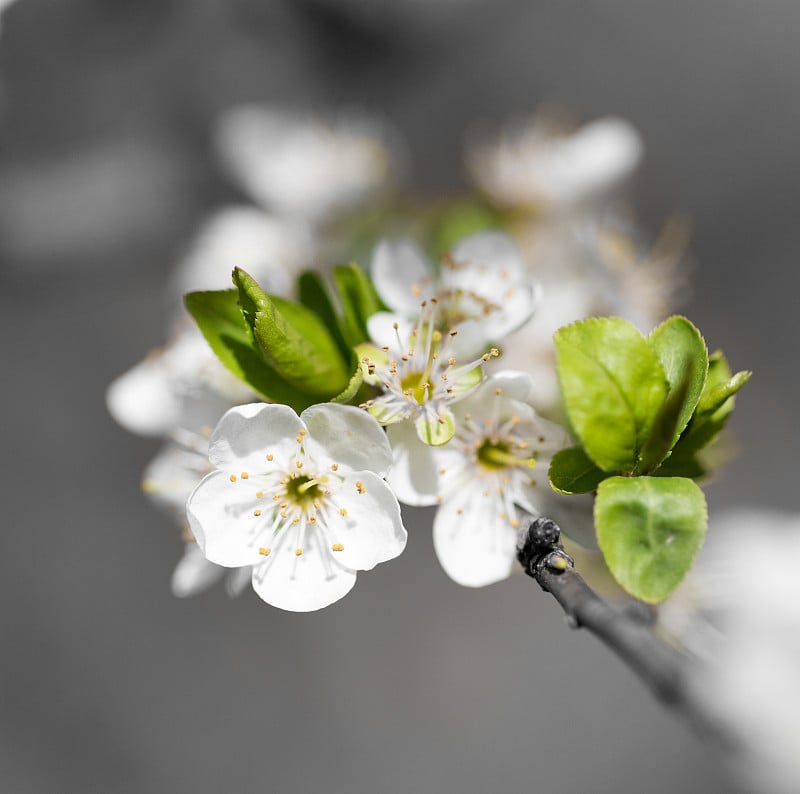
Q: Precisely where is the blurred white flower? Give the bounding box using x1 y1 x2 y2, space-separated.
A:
495 214 687 409
386 372 568 586
215 105 403 223
170 205 314 300
467 113 642 210
661 508 800 794
142 429 251 599
106 324 251 438
187 403 407 612
361 305 495 445
370 230 540 357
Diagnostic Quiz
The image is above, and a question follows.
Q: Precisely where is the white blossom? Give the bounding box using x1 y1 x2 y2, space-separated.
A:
370 230 539 358
360 305 495 446
661 508 800 794
467 113 642 210
187 403 407 611
386 372 568 586
215 105 403 223
170 205 314 300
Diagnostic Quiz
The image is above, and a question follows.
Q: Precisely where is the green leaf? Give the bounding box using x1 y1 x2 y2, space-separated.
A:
332 262 387 347
297 270 352 359
595 476 708 603
184 289 310 408
233 268 352 399
554 318 669 473
549 447 608 494
696 369 751 417
647 316 708 444
329 350 364 404
667 351 751 462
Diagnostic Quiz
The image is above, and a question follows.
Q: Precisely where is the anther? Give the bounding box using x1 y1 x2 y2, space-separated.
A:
266 454 274 461
355 481 366 494
258 547 271 556
331 543 345 552
256 491 264 499
330 463 339 471
295 460 303 469
340 508 348 516
295 549 304 556
253 509 262 516
241 472 249 479
229 474 237 482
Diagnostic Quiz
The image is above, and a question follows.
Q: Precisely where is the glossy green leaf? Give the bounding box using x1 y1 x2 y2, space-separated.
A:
297 270 352 360
554 318 669 473
667 351 751 462
549 447 608 494
595 476 708 603
233 268 352 399
647 316 708 443
184 289 310 409
333 262 387 347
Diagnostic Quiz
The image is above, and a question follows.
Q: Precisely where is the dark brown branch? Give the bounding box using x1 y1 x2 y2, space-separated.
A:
517 517 731 740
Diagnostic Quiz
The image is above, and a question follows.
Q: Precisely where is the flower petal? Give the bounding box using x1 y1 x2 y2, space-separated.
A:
187 471 272 567
433 492 519 587
371 238 432 315
300 403 393 476
385 421 442 506
171 543 226 598
106 355 182 437
142 442 211 517
208 403 302 471
449 230 527 285
250 538 357 612
324 471 407 571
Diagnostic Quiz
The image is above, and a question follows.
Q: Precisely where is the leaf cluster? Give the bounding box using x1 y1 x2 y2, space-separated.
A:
549 316 750 602
185 265 385 414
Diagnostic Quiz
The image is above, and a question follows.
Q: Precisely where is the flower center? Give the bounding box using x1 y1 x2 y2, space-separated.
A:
476 439 536 471
400 371 429 405
284 473 327 508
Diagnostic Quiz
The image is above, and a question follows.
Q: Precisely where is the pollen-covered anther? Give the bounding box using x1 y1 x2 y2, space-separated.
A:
241 472 249 479
449 329 458 337
331 543 345 552
330 463 339 471
510 518 520 529
340 508 348 516
258 547 271 556
355 481 366 494
266 454 274 461
295 548 304 556
309 516 317 524
292 517 300 525
256 491 264 499
295 460 303 469
254 509 262 516
495 388 503 396
229 474 237 483
439 468 447 475
436 496 443 504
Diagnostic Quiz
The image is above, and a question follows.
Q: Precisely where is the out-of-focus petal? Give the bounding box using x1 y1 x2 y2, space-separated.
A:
371 239 432 315
171 543 226 598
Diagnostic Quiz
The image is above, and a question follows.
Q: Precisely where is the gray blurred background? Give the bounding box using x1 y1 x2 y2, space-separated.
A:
1 1 798 791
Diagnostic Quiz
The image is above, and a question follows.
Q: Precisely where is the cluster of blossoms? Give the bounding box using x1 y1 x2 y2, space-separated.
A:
109 104 679 610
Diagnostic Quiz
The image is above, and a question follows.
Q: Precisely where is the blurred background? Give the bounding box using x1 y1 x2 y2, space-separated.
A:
2 1 798 792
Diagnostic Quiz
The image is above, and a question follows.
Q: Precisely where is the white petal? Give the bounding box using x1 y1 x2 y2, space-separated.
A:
366 311 415 353
208 403 301 471
450 231 527 283
300 403 393 476
171 544 226 597
371 239 432 315
385 421 442 506
225 566 253 597
325 471 407 571
106 355 182 437
171 205 312 298
250 537 357 612
433 492 518 587
187 471 272 567
142 443 210 516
